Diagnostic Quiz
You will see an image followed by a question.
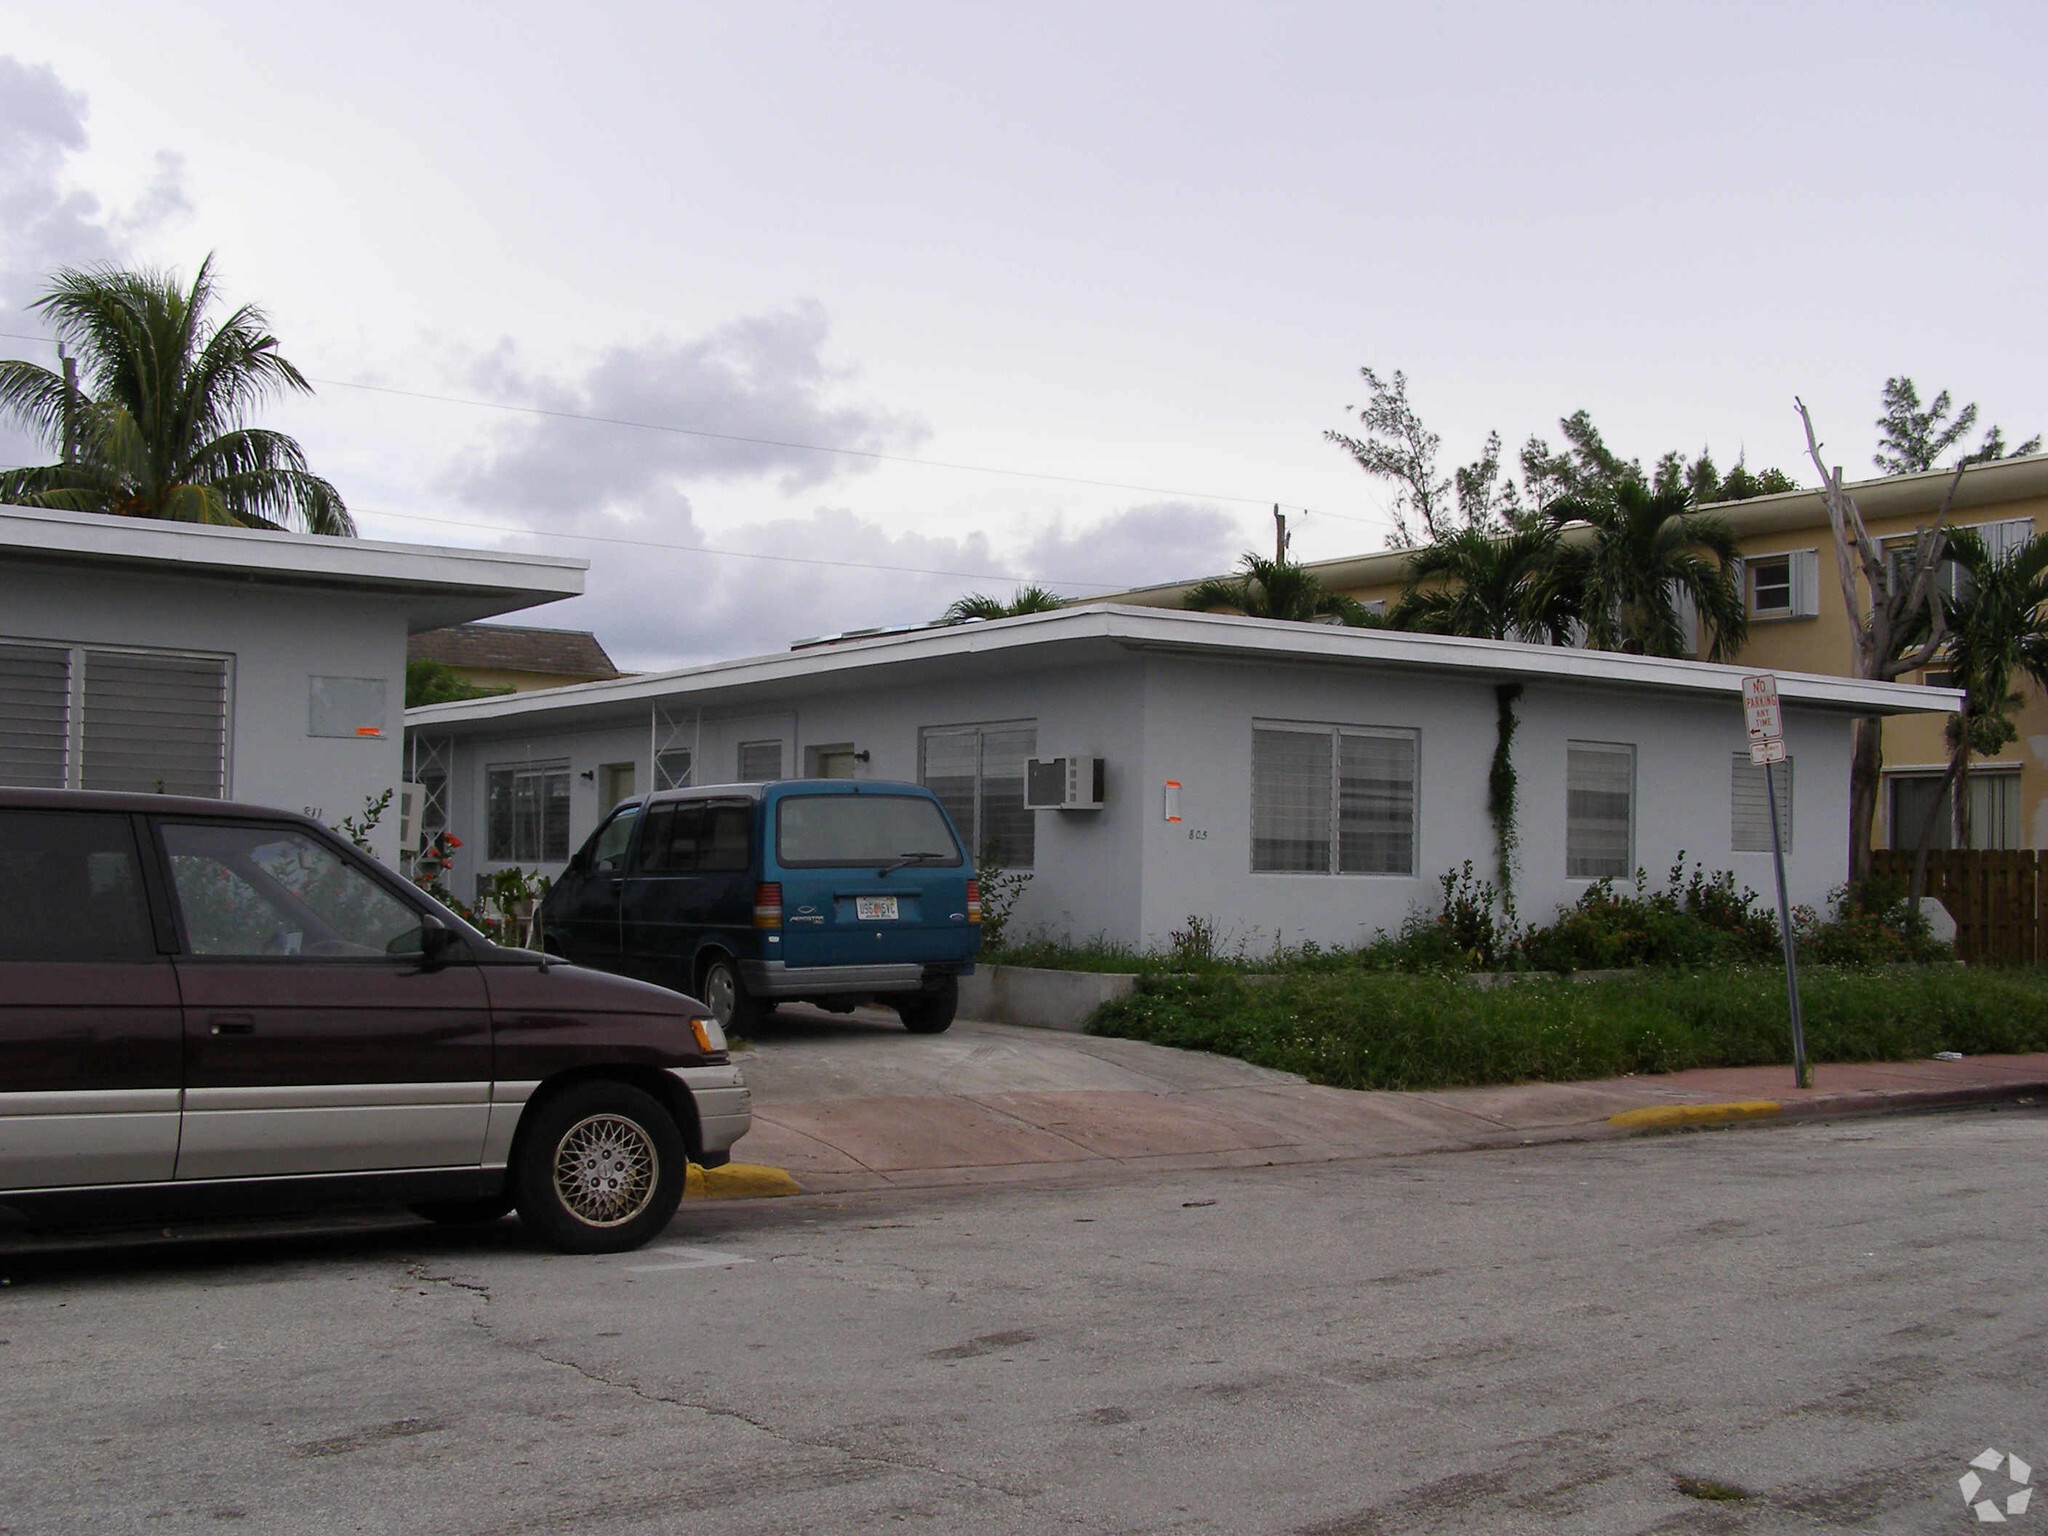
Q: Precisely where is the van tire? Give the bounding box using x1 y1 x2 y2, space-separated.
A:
513 1081 686 1254
896 976 958 1034
699 954 766 1034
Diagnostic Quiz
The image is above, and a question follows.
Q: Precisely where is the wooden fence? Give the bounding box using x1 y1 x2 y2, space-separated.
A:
1870 849 2047 965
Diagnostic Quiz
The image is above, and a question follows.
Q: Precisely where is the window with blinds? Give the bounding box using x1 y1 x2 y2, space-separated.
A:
0 641 229 796
919 721 1036 868
1251 723 1417 876
1730 754 1792 852
737 740 784 781
1566 742 1634 879
486 762 571 863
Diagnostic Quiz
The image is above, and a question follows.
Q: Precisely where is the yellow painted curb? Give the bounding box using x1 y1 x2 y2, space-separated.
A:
685 1162 802 1199
1608 1100 1784 1130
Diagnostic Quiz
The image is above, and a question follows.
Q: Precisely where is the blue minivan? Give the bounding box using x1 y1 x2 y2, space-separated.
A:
538 780 980 1034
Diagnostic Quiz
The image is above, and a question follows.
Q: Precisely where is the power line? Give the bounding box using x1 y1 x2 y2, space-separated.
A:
354 505 1142 589
2 326 1386 530
305 375 1386 521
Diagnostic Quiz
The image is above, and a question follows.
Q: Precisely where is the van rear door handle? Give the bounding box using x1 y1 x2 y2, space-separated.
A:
208 1013 256 1036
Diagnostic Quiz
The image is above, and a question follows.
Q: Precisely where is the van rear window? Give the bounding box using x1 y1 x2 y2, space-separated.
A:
776 795 964 868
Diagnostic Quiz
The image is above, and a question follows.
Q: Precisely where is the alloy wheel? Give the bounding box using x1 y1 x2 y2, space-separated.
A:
550 1113 660 1228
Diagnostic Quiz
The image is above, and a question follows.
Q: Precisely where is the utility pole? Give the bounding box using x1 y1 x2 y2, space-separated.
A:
1273 504 1289 566
59 345 78 465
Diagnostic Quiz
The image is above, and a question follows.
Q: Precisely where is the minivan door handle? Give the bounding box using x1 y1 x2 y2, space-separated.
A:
208 1013 256 1036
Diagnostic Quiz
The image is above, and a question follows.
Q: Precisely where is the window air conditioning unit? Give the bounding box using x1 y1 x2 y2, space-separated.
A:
1024 756 1105 811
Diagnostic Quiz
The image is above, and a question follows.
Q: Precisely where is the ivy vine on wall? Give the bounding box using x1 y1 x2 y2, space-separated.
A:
1489 682 1523 909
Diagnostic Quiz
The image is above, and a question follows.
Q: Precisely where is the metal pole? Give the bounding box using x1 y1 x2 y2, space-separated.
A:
1765 763 1810 1088
60 349 79 465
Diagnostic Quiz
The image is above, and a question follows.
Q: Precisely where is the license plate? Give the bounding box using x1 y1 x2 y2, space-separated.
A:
856 896 899 922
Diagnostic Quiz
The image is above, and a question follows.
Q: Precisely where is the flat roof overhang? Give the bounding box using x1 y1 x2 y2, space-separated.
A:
407 606 1959 738
0 506 587 632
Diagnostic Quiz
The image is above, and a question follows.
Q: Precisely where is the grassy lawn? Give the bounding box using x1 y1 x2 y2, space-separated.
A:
1085 967 2048 1092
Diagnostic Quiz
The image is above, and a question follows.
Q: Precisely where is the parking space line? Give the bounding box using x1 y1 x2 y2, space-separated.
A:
624 1245 755 1273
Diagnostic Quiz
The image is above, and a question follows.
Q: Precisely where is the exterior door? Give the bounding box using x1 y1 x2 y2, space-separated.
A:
0 809 182 1189
156 819 493 1180
550 802 639 965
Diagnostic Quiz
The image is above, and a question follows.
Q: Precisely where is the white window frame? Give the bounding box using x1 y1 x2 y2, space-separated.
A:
1249 720 1419 877
918 720 1037 869
1566 741 1635 880
485 760 573 864
1746 549 1819 620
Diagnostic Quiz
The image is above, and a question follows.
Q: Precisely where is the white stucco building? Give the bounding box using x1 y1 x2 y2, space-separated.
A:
0 506 585 867
405 606 1954 949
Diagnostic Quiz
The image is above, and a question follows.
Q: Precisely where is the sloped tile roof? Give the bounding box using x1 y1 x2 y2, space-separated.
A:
408 623 620 678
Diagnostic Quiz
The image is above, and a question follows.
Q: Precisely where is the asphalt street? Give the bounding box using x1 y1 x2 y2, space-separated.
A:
3 1106 2043 1535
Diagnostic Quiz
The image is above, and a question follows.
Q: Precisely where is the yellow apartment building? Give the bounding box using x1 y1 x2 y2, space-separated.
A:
1105 454 2048 853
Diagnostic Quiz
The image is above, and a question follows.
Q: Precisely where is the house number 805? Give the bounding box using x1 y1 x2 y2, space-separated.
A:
1187 828 1208 841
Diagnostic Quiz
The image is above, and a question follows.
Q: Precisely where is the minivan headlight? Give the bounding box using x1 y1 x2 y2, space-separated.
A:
689 1016 728 1055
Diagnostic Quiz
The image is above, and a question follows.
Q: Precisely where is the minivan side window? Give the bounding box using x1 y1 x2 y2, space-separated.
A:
699 804 752 872
637 803 697 873
587 804 640 874
162 824 425 959
0 810 156 962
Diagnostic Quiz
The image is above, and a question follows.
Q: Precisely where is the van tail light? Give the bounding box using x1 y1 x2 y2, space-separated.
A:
754 882 783 929
966 880 982 925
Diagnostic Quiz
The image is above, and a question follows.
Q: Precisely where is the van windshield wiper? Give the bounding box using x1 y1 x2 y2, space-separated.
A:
878 851 946 876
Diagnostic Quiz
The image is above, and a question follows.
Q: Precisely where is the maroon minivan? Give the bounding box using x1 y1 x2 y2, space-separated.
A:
0 790 751 1253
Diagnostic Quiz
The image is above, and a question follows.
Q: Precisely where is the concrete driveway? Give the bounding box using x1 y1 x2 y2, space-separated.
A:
730 1007 2048 1195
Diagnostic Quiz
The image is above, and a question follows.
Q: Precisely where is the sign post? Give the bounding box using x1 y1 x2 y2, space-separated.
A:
1744 674 1809 1089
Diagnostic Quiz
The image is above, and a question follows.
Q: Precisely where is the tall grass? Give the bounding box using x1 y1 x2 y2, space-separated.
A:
1087 968 2048 1092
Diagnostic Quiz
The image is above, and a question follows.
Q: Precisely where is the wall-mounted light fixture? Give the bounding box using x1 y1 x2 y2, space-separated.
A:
578 769 595 782
853 749 871 763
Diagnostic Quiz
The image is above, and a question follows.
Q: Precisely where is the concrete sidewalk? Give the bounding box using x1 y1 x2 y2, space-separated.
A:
734 1014 2048 1194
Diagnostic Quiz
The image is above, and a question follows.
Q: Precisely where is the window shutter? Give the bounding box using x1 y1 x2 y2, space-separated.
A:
81 651 227 797
1566 743 1634 878
1789 549 1821 617
1994 518 2035 562
737 740 783 781
1730 754 1792 852
0 642 71 789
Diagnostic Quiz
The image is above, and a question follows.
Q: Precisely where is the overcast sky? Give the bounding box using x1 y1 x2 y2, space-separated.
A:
4 1 2043 666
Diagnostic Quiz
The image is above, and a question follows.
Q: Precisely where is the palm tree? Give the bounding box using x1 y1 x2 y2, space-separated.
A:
941 585 1065 621
1183 553 1381 626
1392 524 1576 643
0 257 352 534
1905 527 2048 874
1544 481 1745 660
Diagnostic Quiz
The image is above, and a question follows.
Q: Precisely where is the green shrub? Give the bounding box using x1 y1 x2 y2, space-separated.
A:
992 858 1950 979
1089 966 2048 1092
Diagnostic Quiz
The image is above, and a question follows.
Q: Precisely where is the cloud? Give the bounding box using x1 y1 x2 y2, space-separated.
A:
490 497 1244 670
0 56 189 467
0 56 188 314
448 303 928 518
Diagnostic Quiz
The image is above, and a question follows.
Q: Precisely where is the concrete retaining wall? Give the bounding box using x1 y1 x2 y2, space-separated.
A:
958 965 1138 1032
